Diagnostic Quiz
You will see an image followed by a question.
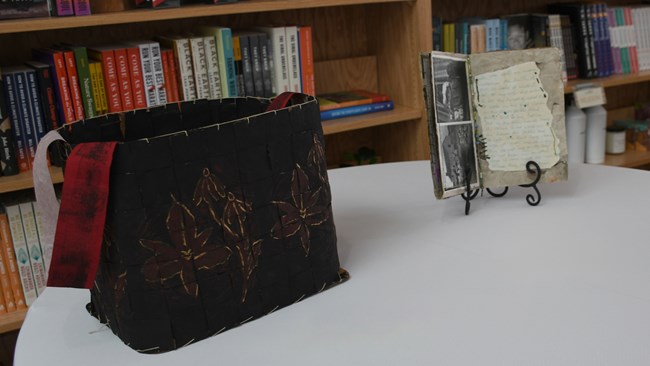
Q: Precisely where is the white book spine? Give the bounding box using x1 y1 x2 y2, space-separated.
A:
149 42 167 105
256 26 290 94
5 205 37 306
285 25 301 92
32 202 52 274
176 39 197 101
18 203 46 296
203 36 222 99
190 37 210 99
137 43 158 107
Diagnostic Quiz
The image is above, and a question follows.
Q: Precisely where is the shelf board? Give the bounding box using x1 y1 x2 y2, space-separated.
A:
564 70 650 94
0 309 27 334
322 104 421 135
0 0 411 34
603 150 650 168
0 167 63 194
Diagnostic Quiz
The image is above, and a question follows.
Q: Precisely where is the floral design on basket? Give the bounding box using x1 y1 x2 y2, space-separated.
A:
271 164 330 256
193 168 262 302
140 196 233 297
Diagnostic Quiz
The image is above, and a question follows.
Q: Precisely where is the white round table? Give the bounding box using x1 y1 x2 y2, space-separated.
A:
15 161 650 365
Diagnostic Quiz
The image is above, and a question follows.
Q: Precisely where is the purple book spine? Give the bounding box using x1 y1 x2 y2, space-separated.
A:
53 0 74 16
73 0 91 16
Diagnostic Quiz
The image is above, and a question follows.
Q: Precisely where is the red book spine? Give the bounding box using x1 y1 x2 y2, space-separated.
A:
624 7 639 73
114 48 134 111
62 50 85 120
167 50 181 102
89 49 122 113
161 49 173 103
51 52 76 123
298 26 316 96
126 47 147 109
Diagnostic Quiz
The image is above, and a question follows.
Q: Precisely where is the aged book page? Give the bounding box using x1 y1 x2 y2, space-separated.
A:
469 48 568 188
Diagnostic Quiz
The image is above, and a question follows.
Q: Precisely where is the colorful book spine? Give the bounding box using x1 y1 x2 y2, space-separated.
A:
149 42 168 105
89 61 108 115
126 47 147 109
205 27 238 97
166 49 181 102
285 25 301 92
0 210 25 310
158 36 196 101
202 36 222 99
237 34 255 96
61 50 85 120
607 8 622 75
256 26 290 95
68 46 96 118
114 48 135 111
320 100 394 121
298 26 315 96
19 203 46 296
232 35 245 97
189 37 210 99
624 7 639 74
51 0 74 16
88 47 122 112
72 0 91 15
1 71 28 172
0 238 15 312
160 49 174 102
5 204 37 306
33 49 75 123
31 202 52 273
0 72 20 176
14 71 37 169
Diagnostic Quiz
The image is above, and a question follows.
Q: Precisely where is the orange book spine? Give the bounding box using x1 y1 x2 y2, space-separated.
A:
161 49 174 103
167 50 181 102
0 213 26 310
126 47 147 109
62 50 85 120
88 48 122 113
51 51 76 123
298 26 315 96
0 242 15 312
114 48 135 111
0 282 8 314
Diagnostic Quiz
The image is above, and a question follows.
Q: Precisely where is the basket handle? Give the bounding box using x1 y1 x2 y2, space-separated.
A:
34 130 118 289
266 92 297 112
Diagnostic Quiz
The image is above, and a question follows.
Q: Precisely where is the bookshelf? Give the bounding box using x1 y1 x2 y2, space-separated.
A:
0 0 433 334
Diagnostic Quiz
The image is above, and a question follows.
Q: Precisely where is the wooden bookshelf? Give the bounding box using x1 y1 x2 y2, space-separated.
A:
0 168 63 194
0 310 27 334
564 71 650 94
604 150 650 169
322 105 421 135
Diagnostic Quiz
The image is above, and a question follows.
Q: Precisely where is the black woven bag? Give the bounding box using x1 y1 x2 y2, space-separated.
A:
35 93 348 353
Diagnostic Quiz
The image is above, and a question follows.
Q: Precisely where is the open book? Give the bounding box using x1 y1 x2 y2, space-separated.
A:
421 48 568 199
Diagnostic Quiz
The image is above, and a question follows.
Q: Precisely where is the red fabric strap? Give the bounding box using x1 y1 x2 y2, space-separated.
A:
266 92 296 112
47 142 117 289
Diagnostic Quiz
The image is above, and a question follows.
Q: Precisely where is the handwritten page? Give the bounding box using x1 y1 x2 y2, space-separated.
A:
473 61 559 171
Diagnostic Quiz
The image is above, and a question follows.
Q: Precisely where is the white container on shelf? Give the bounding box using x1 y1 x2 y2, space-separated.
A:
584 105 607 164
565 104 587 163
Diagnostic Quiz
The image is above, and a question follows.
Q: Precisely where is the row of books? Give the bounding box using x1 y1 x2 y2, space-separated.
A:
432 3 650 82
316 89 394 121
0 0 90 20
135 0 239 9
0 24 316 176
0 201 50 314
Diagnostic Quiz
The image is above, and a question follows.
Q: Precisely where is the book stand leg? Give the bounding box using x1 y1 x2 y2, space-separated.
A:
462 160 542 215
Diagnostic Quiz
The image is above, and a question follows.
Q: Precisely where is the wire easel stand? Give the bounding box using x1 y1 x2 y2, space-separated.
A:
461 160 542 215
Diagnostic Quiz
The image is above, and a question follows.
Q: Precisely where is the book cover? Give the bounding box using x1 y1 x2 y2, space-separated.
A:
32 48 76 123
255 26 290 95
0 0 49 20
503 14 533 50
125 46 147 109
88 46 123 112
421 49 567 199
317 89 391 111
0 70 20 176
232 35 245 96
189 36 210 99
320 100 394 121
18 202 46 296
51 0 74 16
158 36 196 101
0 209 25 309
72 0 91 15
1 70 29 173
4 204 37 306
202 35 222 99
123 41 157 107
298 25 315 96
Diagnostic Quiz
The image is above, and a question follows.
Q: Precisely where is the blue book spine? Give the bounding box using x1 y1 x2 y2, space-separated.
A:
14 72 36 168
600 3 614 76
221 28 239 97
24 70 48 145
320 101 394 121
3 72 28 172
500 19 508 50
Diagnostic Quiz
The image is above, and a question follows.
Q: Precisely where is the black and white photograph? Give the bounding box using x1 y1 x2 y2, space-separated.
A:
432 56 471 123
439 123 478 192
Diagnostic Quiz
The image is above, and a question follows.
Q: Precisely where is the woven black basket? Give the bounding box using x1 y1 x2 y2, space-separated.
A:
42 94 348 353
